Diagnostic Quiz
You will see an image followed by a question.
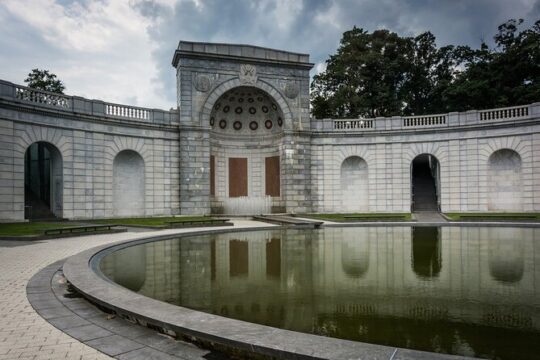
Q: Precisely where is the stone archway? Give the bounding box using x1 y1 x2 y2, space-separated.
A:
488 149 522 211
113 150 145 217
207 86 285 215
24 142 63 219
340 156 368 212
411 154 440 212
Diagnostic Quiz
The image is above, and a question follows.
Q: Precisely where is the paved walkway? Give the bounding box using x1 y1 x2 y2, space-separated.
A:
0 219 268 360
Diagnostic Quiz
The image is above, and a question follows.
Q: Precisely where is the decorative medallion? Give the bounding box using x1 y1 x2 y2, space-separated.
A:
233 121 242 130
210 117 215 127
271 103 278 111
249 107 256 115
265 120 273 129
223 105 230 113
249 121 258 130
219 119 227 129
193 74 211 92
257 96 263 102
235 107 243 114
277 117 283 127
239 64 257 84
283 81 300 99
262 105 269 113
214 103 221 111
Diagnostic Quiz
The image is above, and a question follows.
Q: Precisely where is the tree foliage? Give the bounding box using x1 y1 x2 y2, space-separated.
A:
311 19 540 118
24 69 65 94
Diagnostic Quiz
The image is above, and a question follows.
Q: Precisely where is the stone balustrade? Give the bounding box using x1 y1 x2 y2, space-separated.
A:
403 114 446 128
333 119 374 130
14 84 71 109
0 79 179 127
479 105 529 121
105 103 149 120
318 102 540 132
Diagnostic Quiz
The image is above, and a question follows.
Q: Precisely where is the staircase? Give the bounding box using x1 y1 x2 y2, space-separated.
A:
412 158 438 212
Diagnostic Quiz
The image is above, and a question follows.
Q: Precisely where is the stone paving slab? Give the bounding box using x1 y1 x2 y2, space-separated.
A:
0 220 264 360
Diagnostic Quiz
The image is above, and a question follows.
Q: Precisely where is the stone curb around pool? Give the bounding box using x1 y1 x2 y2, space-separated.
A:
26 258 228 359
62 225 479 360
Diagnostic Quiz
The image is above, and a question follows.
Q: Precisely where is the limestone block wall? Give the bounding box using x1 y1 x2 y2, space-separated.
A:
0 99 180 221
311 114 540 213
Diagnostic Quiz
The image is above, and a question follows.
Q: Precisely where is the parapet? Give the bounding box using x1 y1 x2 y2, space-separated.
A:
172 41 313 69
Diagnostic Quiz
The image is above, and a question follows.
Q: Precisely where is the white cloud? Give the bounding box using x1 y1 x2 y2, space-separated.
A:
0 0 170 108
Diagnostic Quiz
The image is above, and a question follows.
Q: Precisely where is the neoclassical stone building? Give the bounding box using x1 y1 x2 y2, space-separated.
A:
0 41 539 221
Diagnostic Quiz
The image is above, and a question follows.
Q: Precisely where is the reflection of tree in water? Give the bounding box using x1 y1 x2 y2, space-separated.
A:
412 227 441 279
489 228 524 284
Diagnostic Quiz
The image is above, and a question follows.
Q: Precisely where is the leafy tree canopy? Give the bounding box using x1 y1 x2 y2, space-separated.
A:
24 69 65 94
311 19 540 118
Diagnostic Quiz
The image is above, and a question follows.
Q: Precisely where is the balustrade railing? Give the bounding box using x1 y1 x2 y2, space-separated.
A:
479 105 528 121
333 119 374 130
105 103 149 120
403 114 446 128
14 86 71 109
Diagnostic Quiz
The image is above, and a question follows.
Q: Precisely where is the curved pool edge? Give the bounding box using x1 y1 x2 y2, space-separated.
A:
63 226 478 360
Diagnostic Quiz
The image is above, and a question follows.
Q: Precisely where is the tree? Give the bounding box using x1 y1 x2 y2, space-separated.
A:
311 19 540 118
24 69 65 94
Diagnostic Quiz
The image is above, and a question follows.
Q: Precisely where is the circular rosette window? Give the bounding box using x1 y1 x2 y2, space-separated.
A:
265 120 273 129
219 119 227 129
249 121 258 130
233 121 242 130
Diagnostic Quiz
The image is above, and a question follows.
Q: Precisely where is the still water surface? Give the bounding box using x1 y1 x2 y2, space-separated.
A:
100 227 540 359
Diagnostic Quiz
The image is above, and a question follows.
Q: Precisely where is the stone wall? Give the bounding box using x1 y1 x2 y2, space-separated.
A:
0 80 180 221
311 103 540 213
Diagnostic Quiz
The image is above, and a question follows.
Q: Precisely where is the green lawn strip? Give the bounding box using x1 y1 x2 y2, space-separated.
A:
298 213 412 222
445 212 540 221
0 222 77 237
89 216 218 227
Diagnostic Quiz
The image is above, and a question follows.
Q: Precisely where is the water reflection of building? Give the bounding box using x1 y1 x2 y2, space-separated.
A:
100 227 540 356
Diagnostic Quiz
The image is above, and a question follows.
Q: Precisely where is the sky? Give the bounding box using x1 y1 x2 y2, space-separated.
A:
0 0 538 109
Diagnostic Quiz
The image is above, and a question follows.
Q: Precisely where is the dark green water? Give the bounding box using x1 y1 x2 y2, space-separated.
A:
100 227 540 359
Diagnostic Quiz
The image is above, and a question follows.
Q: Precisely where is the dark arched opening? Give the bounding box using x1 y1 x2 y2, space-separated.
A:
24 142 63 220
411 154 440 212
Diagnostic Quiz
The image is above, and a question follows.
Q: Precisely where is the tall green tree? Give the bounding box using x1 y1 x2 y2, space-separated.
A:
312 19 540 118
24 69 65 94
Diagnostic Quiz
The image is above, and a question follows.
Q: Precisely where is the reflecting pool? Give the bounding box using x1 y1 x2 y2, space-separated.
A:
100 227 540 359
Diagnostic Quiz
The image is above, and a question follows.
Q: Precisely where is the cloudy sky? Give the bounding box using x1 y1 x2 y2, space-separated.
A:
1 0 538 109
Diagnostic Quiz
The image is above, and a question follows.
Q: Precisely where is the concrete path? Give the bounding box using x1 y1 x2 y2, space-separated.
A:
0 219 269 360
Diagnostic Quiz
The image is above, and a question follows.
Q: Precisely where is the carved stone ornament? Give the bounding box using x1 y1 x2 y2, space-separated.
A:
283 81 300 99
239 64 257 84
193 74 211 92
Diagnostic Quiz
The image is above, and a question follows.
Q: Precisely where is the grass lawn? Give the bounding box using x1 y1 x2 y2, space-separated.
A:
298 213 412 222
89 216 217 227
445 212 540 221
0 222 77 237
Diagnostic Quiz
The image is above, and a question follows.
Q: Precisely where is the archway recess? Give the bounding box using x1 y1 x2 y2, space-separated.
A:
208 86 284 215
340 156 368 212
113 150 145 217
24 142 63 219
488 149 522 211
411 154 440 212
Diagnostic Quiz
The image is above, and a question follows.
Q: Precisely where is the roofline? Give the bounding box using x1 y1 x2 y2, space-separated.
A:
171 40 314 69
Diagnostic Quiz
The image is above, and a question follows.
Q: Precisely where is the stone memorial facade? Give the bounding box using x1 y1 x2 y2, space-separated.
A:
0 41 539 221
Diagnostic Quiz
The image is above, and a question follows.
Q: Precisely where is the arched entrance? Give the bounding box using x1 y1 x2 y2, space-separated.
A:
411 154 440 212
113 150 145 217
24 142 63 219
208 86 284 215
